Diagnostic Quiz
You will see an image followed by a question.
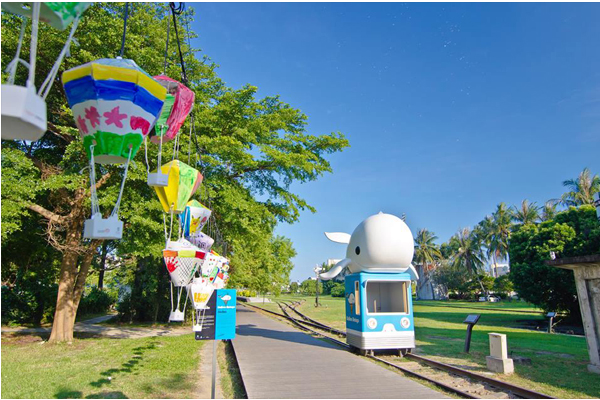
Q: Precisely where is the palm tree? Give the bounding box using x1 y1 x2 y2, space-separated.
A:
560 167 600 207
451 227 486 294
414 229 442 299
540 201 559 221
482 203 513 277
512 199 540 225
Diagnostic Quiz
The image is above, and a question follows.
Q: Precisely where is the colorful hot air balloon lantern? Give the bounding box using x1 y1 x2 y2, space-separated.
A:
62 58 167 239
147 76 195 187
187 276 214 332
1 2 89 142
154 160 203 214
163 239 207 322
180 200 214 251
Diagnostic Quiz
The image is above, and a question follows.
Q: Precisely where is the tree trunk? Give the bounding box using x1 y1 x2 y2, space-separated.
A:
48 215 100 343
48 242 80 343
98 241 109 290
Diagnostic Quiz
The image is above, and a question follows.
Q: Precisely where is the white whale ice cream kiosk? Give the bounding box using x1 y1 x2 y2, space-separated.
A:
321 212 418 354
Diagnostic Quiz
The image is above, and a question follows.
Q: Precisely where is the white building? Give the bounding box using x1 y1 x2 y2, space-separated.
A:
491 263 510 277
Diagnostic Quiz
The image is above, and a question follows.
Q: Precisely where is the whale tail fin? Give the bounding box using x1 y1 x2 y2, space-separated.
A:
408 264 419 281
320 258 351 280
324 232 351 244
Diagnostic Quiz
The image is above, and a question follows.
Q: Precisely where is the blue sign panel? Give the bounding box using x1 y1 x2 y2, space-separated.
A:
215 289 236 340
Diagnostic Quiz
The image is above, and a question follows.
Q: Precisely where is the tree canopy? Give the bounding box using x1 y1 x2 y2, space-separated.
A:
1 3 348 339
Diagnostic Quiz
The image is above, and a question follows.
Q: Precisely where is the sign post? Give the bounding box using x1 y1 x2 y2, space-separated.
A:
463 314 481 353
546 312 556 333
314 265 322 308
195 289 237 399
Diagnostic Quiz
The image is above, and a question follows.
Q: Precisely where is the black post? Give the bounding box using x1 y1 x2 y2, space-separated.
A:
315 277 319 307
548 316 554 333
211 339 217 399
464 324 474 353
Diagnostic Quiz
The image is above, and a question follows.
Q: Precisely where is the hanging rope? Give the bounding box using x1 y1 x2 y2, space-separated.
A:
5 18 28 85
28 2 40 88
111 145 134 217
119 2 130 58
39 15 81 99
88 144 100 217
166 2 230 259
169 2 187 84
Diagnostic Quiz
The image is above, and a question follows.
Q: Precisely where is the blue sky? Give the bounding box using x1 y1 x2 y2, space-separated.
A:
190 2 600 282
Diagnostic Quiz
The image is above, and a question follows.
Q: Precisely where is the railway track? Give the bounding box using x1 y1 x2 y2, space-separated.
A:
242 300 554 400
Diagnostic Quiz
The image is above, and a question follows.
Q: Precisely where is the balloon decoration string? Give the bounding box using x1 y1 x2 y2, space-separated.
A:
187 114 194 165
168 206 175 243
88 144 100 216
144 136 150 176
158 128 164 169
163 213 169 245
39 15 81 99
170 281 174 314
181 289 188 319
119 2 130 58
111 145 134 217
27 2 40 88
5 18 27 85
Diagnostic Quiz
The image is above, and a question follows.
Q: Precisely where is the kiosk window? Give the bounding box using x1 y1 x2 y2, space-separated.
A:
366 281 408 314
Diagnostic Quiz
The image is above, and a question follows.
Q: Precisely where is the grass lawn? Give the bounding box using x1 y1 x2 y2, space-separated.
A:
1 333 203 399
260 294 600 399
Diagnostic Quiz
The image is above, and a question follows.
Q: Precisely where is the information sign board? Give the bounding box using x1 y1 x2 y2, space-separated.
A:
195 289 236 341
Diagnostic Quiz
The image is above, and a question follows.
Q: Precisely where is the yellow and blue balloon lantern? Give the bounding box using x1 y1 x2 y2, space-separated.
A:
62 58 167 164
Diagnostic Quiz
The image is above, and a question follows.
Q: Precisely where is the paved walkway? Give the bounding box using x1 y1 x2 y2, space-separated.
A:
1 315 189 339
232 305 447 399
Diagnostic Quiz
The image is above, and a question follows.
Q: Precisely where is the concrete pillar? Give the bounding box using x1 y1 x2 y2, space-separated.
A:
486 333 514 374
547 255 600 374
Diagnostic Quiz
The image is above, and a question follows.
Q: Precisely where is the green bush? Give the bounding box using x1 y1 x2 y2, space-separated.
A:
78 287 115 315
1 278 57 325
330 283 345 297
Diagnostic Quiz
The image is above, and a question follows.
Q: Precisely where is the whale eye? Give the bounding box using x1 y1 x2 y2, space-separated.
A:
355 246 360 255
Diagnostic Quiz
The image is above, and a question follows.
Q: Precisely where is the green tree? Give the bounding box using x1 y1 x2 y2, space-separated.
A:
299 279 321 296
512 199 540 225
540 201 559 222
559 167 600 207
509 205 600 319
413 229 442 299
289 282 299 293
488 203 513 270
450 228 486 294
493 275 514 299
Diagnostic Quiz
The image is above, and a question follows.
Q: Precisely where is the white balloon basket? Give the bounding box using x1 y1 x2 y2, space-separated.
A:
83 213 124 240
1 84 47 141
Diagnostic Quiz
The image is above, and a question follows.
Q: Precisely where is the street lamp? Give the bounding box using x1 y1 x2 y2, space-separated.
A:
314 265 323 307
